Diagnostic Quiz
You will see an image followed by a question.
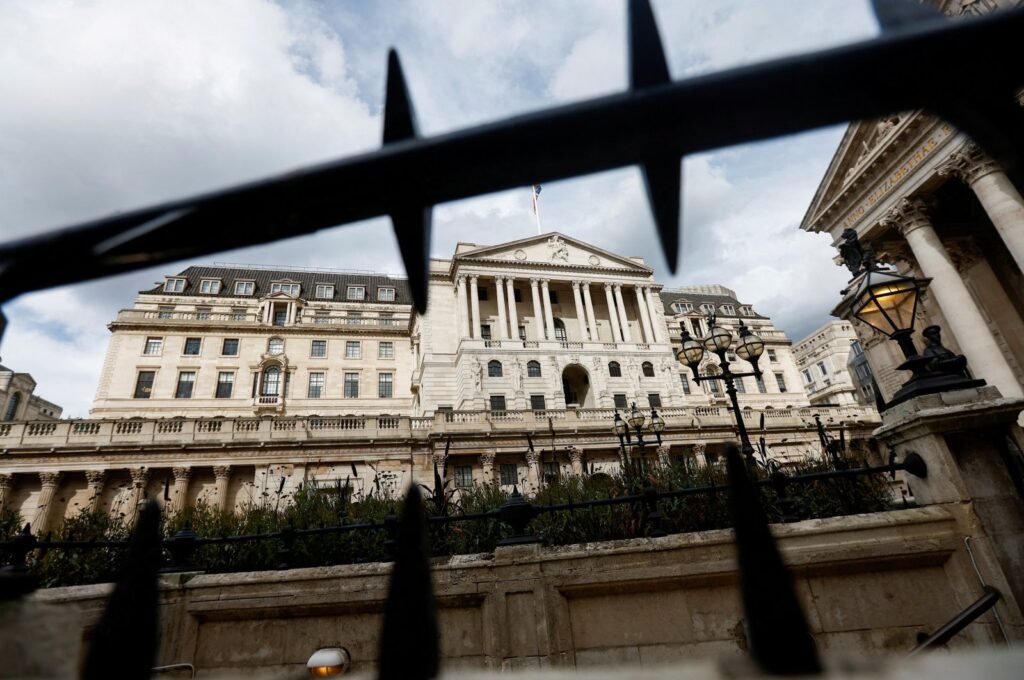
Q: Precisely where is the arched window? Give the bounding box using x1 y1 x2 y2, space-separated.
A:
642 361 655 377
262 366 281 396
3 392 21 421
553 318 567 341
526 360 542 378
487 360 503 377
267 337 284 355
608 361 622 377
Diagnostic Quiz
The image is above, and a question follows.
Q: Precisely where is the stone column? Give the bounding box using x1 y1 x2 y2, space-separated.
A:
495 276 509 340
530 278 545 340
692 442 708 467
614 284 633 342
582 283 598 342
85 469 106 512
0 473 12 511
656 443 672 467
505 277 519 341
456 275 470 339
571 281 588 340
171 467 191 513
470 276 482 339
568 446 584 476
129 467 150 516
480 452 496 484
941 142 1024 269
525 450 541 490
635 286 655 343
541 280 556 339
431 450 448 475
213 465 232 512
32 471 61 533
884 199 1023 399
644 286 664 343
604 283 622 343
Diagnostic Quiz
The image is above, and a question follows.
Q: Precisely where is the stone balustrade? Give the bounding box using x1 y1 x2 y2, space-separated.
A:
113 309 407 328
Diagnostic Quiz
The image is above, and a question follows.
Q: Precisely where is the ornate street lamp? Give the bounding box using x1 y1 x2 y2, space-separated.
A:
677 317 765 466
612 402 665 473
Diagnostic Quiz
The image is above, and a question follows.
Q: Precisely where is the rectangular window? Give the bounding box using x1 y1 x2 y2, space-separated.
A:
690 318 704 337
679 373 691 394
708 379 722 395
775 372 787 393
817 361 828 376
613 393 628 409
158 305 174 319
164 278 185 293
756 376 768 394
273 309 287 326
543 462 559 483
803 369 813 384
345 341 361 358
344 373 359 398
222 338 239 356
347 286 365 301
489 395 506 411
377 287 396 302
183 337 201 355
234 281 255 296
270 282 300 296
199 279 221 294
378 373 394 399
480 325 492 340
215 372 234 398
518 325 527 341
720 304 735 316
143 337 163 355
767 349 777 362
315 284 334 299
175 371 196 399
735 377 746 393
648 393 662 408
499 463 518 486
311 340 327 358
308 372 325 398
378 341 394 359
134 371 155 399
454 465 473 488
530 394 546 410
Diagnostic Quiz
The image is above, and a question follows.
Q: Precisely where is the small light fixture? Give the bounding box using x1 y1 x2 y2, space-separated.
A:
307 647 350 677
627 402 645 429
847 268 925 358
703 323 733 354
734 322 765 372
678 325 705 370
612 411 627 437
650 409 665 434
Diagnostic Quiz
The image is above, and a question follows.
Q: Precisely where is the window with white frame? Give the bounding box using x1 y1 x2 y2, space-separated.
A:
378 373 394 398
734 377 746 393
315 284 334 299
775 372 788 393
671 301 693 314
183 337 202 355
648 393 662 408
134 371 155 399
199 279 221 294
344 372 359 398
679 373 691 394
164 278 185 293
175 371 196 399
315 313 330 325
499 463 518 486
817 361 828 376
215 372 234 399
311 340 327 358
345 341 361 359
755 376 768 393
270 282 300 296
347 286 365 301
720 304 735 316
268 337 284 355
307 372 325 398
222 338 239 356
143 337 163 355
377 287 395 302
613 393 627 408
378 341 394 359
231 307 247 321
454 465 473 488
767 349 777 362
803 369 813 384
234 281 255 296
738 305 753 316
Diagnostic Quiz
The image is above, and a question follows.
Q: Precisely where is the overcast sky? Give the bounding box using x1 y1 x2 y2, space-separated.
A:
0 1 879 417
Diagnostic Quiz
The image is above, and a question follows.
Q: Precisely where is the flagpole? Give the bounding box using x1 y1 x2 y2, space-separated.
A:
532 184 543 235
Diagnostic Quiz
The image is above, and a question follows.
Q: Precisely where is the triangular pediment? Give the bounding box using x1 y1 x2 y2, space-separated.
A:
454 232 652 272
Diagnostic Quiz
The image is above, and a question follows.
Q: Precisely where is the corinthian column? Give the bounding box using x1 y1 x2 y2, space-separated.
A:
656 443 672 467
0 473 12 511
941 142 1024 270
456 275 470 339
614 284 633 342
635 286 654 343
171 467 191 513
213 465 232 512
541 280 556 339
85 469 106 512
692 442 708 467
32 471 61 533
644 286 664 343
506 277 519 341
480 452 496 484
568 446 584 476
129 467 150 521
525 450 541 490
495 276 509 340
604 283 622 343
470 276 482 338
883 198 1023 399
582 283 598 342
570 281 588 340
530 278 545 339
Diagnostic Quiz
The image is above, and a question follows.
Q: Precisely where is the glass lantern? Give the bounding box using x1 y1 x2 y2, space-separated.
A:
703 324 733 353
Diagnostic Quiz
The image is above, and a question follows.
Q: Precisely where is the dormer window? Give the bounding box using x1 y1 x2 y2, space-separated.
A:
234 281 255 296
199 279 221 294
720 304 735 316
164 278 185 293
377 287 396 302
738 305 753 316
670 302 693 314
699 303 715 315
347 286 365 301
315 284 334 299
270 282 300 296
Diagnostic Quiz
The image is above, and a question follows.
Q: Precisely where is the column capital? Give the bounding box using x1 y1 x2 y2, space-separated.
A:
525 450 541 466
540 278 551 287
494 274 505 283
85 469 106 486
881 197 932 237
692 441 707 456
130 467 150 487
571 280 581 289
530 277 541 285
39 471 61 488
456 273 467 283
581 281 591 290
469 274 480 283
567 446 583 464
173 466 192 482
431 451 447 467
213 465 231 480
480 451 496 466
0 473 12 490
939 142 1000 185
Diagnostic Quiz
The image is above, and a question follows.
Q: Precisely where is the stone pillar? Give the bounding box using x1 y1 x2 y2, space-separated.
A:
604 283 622 343
530 278 546 340
635 286 654 343
644 286 664 343
692 441 708 467
568 446 584 476
85 469 106 512
456 275 470 339
571 281 588 341
941 142 1024 270
541 280 556 340
0 473 12 511
505 277 519 341
884 198 1023 399
614 284 633 342
213 465 232 512
431 450 448 474
31 471 61 533
129 467 150 520
656 443 672 467
470 275 482 339
480 452 496 484
171 466 191 513
525 450 541 490
582 283 598 342
495 276 509 340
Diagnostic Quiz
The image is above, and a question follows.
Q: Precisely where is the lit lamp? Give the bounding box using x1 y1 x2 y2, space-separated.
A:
650 409 665 445
847 268 924 359
307 647 350 677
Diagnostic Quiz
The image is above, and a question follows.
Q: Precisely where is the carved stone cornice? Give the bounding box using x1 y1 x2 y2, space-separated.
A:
880 197 932 237
938 142 1000 185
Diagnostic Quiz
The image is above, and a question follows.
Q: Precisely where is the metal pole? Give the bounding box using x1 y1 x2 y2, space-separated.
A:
724 374 756 466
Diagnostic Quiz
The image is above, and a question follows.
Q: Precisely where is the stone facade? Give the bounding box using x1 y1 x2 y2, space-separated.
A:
792 321 861 406
0 363 62 422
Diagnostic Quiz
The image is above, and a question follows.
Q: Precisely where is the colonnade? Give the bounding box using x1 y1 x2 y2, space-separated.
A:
454 274 665 344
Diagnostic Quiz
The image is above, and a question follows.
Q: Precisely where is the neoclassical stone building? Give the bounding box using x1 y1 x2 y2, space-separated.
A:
0 235 879 532
792 321 862 407
0 362 62 422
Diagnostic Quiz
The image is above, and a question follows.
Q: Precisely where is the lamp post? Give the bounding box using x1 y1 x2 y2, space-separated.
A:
676 317 765 466
612 402 665 473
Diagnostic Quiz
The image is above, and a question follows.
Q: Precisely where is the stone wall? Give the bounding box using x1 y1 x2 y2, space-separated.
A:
29 505 1019 678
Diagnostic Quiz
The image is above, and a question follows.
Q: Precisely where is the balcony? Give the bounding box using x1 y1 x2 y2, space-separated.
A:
114 309 408 330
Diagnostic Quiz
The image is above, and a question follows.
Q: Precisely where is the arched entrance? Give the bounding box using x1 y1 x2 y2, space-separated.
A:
561 364 592 408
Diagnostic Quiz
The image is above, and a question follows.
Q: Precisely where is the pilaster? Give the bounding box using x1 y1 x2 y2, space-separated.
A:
85 469 106 512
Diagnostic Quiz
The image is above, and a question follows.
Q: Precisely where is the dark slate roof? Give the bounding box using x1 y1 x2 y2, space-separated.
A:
142 266 412 305
658 289 767 320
